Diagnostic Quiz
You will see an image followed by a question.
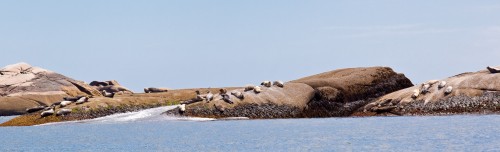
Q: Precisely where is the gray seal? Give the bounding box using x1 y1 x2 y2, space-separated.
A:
144 87 169 93
40 107 55 117
231 91 244 99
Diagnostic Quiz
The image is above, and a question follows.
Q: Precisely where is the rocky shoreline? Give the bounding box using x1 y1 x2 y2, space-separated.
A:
1 62 500 126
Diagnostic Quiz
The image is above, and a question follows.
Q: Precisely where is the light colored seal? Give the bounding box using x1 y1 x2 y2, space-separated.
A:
420 84 431 94
411 89 420 98
102 90 115 98
179 104 186 112
56 108 71 116
261 81 272 87
75 97 89 104
438 81 447 89
426 80 439 85
273 81 284 88
445 86 453 94
59 101 72 108
253 86 262 93
231 91 244 99
205 91 214 102
40 107 55 117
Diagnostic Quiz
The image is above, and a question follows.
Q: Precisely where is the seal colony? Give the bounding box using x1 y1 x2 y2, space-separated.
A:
357 66 500 116
2 63 500 126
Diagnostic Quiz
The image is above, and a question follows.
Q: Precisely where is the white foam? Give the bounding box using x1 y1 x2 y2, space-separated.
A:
38 105 216 126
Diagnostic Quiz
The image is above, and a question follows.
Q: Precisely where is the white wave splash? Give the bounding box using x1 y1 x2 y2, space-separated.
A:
38 105 216 126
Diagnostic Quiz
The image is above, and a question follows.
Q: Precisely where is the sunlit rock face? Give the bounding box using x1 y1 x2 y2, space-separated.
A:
0 62 101 116
359 66 500 116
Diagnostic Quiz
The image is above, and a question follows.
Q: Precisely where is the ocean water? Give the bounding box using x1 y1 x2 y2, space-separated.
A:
0 106 499 152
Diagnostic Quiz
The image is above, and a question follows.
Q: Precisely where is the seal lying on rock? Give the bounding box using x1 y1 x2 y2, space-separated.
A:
261 81 272 87
59 101 72 108
102 90 115 98
26 106 47 113
40 107 55 117
56 108 71 116
89 81 110 87
50 101 62 107
420 84 431 94
273 81 284 88
205 91 214 102
244 85 255 92
75 97 89 104
63 96 85 102
231 91 244 99
445 86 453 94
180 91 205 104
487 66 500 73
221 93 234 104
411 89 420 99
438 81 447 89
144 87 169 93
253 86 262 93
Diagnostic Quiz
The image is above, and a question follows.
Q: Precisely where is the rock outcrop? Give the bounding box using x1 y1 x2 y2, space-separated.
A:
0 62 101 116
166 67 413 118
357 66 500 116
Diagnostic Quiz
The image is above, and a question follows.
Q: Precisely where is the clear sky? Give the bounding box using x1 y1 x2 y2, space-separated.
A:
1 1 499 92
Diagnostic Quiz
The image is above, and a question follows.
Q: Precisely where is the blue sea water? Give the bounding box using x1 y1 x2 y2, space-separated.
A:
0 106 499 151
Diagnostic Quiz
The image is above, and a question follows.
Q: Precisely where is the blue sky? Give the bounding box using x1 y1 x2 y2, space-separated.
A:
1 1 499 92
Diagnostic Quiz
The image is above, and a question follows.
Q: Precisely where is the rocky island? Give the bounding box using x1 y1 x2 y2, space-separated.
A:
1 62 499 126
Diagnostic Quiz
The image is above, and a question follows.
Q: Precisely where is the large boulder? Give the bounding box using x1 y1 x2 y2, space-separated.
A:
358 66 500 116
167 67 413 118
0 62 101 116
292 67 413 117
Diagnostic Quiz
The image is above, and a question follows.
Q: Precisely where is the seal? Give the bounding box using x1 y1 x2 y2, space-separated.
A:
26 106 47 113
487 66 500 73
426 80 439 85
231 91 244 99
89 81 110 87
63 96 85 102
144 87 169 93
261 81 272 87
444 86 453 94
273 81 284 88
75 97 89 104
59 101 72 108
205 91 214 102
411 89 420 99
180 91 204 104
102 90 115 98
221 93 234 104
56 108 71 116
253 86 262 93
244 85 255 92
438 81 447 89
219 88 227 94
420 84 431 94
40 107 55 117
50 101 62 107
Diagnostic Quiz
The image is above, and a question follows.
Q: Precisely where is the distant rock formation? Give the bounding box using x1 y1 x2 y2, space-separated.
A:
0 62 101 116
166 67 413 118
357 66 500 116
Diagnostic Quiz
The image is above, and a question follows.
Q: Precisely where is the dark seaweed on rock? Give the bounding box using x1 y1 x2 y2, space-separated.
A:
166 103 303 119
401 91 500 115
